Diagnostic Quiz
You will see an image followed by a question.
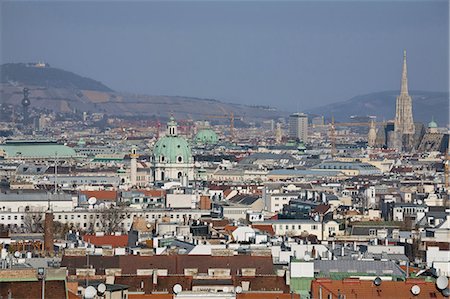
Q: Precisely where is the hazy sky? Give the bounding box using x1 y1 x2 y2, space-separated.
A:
1 1 448 111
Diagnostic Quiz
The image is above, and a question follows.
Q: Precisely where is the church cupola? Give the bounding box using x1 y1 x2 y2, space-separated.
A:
167 115 178 136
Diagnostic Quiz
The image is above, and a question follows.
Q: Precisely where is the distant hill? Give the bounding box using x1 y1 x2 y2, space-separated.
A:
307 90 449 126
0 63 112 92
0 63 285 122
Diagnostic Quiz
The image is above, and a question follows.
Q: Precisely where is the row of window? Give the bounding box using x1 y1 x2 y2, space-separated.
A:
0 212 199 222
275 224 319 230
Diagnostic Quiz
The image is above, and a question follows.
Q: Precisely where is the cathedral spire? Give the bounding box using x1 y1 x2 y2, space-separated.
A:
400 49 408 95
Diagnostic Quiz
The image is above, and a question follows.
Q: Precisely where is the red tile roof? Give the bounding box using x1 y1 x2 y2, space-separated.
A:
311 278 448 299
62 255 275 276
224 225 238 233
82 234 128 248
251 224 275 236
139 189 166 197
0 280 68 299
81 190 118 201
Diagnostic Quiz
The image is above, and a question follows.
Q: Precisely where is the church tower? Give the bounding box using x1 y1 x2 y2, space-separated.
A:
368 119 377 148
393 50 415 150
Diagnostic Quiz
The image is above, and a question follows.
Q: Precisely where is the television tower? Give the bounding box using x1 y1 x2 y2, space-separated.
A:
21 88 31 125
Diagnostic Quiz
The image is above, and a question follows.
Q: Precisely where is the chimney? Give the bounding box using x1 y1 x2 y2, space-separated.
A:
44 211 54 255
153 269 158 285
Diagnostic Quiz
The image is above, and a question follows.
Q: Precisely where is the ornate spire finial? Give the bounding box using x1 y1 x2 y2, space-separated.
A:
401 49 408 95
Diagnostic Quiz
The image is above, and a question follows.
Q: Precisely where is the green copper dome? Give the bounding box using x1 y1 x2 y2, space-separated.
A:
152 116 193 164
195 129 219 145
153 136 193 163
428 117 438 129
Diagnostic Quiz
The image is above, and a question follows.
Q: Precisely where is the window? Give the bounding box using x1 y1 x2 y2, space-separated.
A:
311 225 318 230
177 156 183 163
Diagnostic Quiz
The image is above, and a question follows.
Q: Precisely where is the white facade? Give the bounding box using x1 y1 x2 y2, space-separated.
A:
0 209 210 232
166 193 198 209
261 220 341 240
265 193 299 213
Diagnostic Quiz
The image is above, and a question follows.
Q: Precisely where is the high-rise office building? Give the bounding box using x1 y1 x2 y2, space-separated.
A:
289 113 308 142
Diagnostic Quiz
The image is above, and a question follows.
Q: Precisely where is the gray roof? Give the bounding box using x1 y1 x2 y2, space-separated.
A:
0 191 73 202
351 226 398 236
228 194 261 205
268 169 344 176
314 260 405 277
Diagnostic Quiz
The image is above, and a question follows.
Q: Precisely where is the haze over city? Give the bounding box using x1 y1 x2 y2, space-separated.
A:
0 2 450 299
1 0 448 110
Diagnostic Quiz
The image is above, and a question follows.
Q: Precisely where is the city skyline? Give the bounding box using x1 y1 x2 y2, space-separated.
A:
1 1 449 111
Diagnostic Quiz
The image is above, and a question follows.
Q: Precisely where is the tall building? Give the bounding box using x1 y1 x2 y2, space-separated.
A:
393 50 415 150
289 113 308 143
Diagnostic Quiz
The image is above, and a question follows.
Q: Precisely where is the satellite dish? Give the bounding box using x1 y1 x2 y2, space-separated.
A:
97 283 106 295
223 287 229 293
304 254 311 261
411 285 420 296
85 286 96 299
374 277 382 286
88 197 97 205
173 284 182 294
235 286 243 293
14 251 20 258
436 276 449 290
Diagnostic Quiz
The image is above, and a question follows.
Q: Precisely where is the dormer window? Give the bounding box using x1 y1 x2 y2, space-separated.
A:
177 156 183 163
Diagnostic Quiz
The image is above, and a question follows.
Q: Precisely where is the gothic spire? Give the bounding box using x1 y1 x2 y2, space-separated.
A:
400 49 409 95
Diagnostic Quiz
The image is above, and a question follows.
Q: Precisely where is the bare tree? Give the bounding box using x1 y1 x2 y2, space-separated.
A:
23 211 44 233
96 206 129 234
53 221 70 239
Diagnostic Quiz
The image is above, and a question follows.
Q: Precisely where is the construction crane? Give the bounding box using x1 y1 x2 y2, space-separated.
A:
207 112 236 141
315 119 387 157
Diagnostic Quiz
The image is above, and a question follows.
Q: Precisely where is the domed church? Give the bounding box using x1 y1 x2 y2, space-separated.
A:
151 116 194 183
194 128 219 146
